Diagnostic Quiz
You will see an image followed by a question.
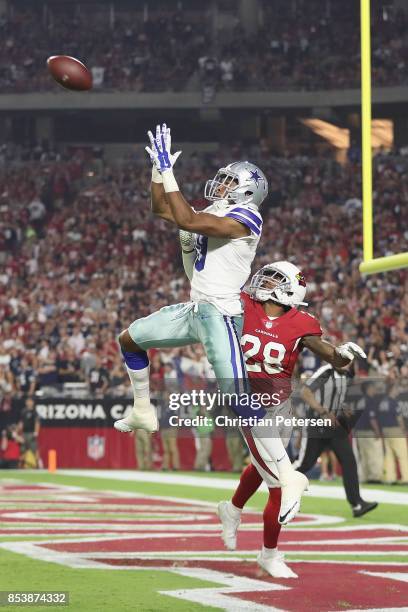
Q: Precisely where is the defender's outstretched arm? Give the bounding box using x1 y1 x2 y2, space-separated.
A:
302 335 366 368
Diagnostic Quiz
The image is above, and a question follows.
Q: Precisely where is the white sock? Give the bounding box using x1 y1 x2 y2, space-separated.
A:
126 365 151 411
228 502 242 517
262 546 277 558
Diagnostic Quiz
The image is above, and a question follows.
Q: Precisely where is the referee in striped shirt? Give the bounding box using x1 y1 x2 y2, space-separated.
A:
295 363 378 518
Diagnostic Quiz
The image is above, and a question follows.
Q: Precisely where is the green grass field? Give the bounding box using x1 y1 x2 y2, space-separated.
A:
1 470 407 611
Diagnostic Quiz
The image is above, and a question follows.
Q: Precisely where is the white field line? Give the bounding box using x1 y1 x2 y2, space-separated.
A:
65 550 408 559
1 520 406 533
13 532 406 545
361 570 408 583
0 524 262 533
2 510 214 526
2 480 407 587
0 503 217 512
0 524 239 532
0 501 206 513
275 536 408 546
2 479 226 508
3 542 408 563
1 481 406 538
2 508 406 534
338 609 408 612
1 529 407 548
8 523 408 548
2 524 407 535
0 484 347 528
56 469 408 506
8 531 405 547
0 541 110 569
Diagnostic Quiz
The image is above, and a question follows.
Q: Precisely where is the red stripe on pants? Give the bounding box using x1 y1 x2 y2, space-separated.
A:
241 427 278 480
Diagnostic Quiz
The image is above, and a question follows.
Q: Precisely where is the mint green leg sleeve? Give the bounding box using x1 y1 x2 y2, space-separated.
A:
193 304 247 395
128 304 199 350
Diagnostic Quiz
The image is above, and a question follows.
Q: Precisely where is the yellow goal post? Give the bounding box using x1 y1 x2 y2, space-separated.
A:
359 0 408 275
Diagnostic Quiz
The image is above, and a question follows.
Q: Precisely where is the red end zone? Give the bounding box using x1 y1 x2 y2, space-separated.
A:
1 484 407 611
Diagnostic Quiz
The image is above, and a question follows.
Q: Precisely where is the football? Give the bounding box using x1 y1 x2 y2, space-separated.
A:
46 55 92 91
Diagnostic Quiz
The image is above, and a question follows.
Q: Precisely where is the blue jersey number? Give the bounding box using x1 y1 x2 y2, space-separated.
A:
195 235 208 271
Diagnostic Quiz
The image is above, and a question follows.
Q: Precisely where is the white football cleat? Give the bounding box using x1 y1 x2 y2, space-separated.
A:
217 501 241 550
257 549 298 579
278 471 309 525
114 404 158 434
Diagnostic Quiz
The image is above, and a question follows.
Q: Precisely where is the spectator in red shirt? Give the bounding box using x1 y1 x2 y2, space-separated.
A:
0 424 23 468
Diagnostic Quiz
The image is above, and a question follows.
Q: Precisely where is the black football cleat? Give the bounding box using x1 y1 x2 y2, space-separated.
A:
352 500 378 518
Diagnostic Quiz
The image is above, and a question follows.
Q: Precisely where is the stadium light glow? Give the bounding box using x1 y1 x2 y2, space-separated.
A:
301 119 350 149
371 119 393 149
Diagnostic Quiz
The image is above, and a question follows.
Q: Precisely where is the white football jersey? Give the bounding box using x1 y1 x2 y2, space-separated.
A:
190 201 262 316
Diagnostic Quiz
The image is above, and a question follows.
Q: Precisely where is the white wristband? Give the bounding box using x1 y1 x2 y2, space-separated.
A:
151 166 163 184
162 169 179 193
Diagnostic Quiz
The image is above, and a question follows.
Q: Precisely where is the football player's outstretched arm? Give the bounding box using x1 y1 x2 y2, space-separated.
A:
166 191 250 238
146 122 249 238
146 127 176 223
302 336 367 368
150 180 175 223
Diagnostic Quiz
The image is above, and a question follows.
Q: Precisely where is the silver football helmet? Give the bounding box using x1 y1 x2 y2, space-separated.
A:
204 161 268 209
248 261 308 307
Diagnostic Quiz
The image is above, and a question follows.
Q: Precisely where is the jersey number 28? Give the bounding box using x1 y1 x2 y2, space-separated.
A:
241 334 286 374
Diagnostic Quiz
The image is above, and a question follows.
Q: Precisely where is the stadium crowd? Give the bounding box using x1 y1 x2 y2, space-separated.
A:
216 0 408 91
1 0 408 93
0 6 209 93
0 142 407 398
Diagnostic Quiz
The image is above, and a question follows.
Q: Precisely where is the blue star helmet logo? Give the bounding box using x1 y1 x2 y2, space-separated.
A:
249 169 263 186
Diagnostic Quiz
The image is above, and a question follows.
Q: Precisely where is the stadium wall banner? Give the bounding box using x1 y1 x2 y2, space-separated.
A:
35 397 134 427
6 398 232 470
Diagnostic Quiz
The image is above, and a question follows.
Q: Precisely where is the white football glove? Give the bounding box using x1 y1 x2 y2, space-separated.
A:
179 230 195 253
336 342 367 362
145 123 182 173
